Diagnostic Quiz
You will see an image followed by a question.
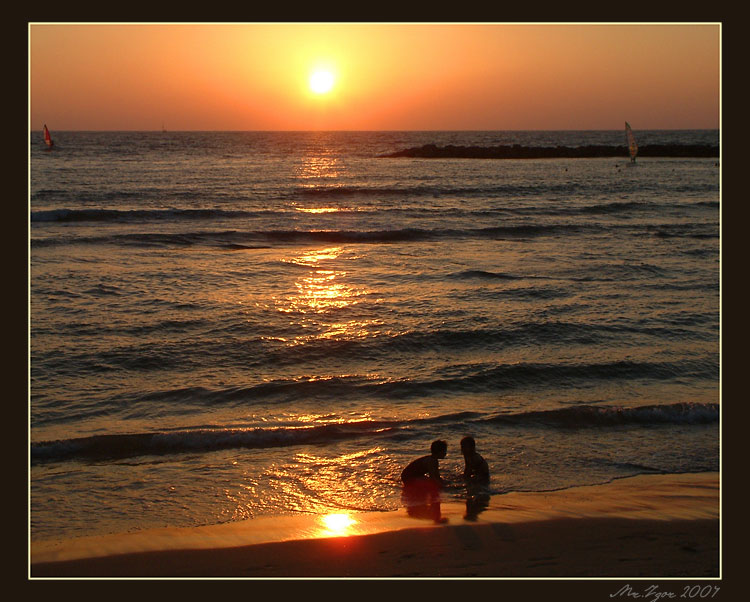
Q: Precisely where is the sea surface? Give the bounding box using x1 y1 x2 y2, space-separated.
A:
30 130 720 543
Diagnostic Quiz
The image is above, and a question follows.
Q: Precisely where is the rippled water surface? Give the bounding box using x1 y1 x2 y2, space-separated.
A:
30 130 720 541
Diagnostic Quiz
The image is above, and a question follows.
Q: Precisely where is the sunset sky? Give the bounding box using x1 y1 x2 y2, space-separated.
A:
29 23 720 131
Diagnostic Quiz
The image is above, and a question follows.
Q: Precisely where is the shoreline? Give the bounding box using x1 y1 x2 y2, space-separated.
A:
30 472 719 578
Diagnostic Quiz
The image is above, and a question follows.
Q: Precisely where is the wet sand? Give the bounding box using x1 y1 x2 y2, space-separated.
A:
30 472 719 578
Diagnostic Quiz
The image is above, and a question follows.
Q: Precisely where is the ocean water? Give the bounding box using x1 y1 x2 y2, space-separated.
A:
30 130 720 543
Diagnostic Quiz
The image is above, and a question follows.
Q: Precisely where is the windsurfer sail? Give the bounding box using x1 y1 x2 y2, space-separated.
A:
625 122 637 163
43 124 54 148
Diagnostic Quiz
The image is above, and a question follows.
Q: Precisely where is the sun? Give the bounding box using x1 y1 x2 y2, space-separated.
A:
309 69 335 94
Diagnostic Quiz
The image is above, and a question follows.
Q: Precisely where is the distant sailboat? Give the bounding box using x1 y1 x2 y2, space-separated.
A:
43 124 54 148
625 121 637 163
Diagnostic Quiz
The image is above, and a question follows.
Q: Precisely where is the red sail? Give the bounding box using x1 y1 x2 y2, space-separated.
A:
43 124 53 147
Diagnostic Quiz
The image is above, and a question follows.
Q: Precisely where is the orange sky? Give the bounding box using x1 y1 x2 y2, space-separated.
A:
29 23 720 131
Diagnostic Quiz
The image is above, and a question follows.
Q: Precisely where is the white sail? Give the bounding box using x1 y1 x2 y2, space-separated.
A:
625 122 637 162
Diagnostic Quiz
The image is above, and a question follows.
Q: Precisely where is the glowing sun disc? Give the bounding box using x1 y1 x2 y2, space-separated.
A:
309 70 335 94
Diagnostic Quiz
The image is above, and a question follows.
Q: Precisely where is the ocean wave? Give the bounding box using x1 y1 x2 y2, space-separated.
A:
602 198 718 214
30 223 603 249
574 200 658 215
649 224 718 239
30 402 717 464
30 420 398 463
291 182 583 199
34 321 717 388
28 205 510 226
30 196 718 228
362 358 716 399
263 224 597 243
485 402 718 428
207 358 713 400
450 269 521 280
294 184 448 198
30 208 264 223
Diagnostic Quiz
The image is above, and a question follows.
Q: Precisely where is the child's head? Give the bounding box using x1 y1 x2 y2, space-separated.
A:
460 436 476 454
431 439 448 458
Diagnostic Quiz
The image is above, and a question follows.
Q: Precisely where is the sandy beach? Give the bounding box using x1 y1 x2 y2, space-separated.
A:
30 471 719 579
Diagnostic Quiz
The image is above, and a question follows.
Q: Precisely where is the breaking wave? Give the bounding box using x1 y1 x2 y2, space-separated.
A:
31 402 717 464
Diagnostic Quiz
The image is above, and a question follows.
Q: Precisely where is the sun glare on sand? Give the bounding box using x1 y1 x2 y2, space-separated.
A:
309 69 335 94
320 513 356 535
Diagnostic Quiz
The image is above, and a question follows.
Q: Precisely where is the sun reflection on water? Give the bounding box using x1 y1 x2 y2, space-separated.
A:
259 447 398 519
293 206 341 214
282 246 344 267
273 247 381 344
292 270 355 312
296 155 341 183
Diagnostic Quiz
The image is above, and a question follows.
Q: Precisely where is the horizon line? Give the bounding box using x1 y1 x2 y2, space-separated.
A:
30 127 720 133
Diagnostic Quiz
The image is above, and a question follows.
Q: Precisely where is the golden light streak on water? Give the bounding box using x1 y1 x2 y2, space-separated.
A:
275 248 375 345
284 246 344 266
296 154 341 182
294 206 341 213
